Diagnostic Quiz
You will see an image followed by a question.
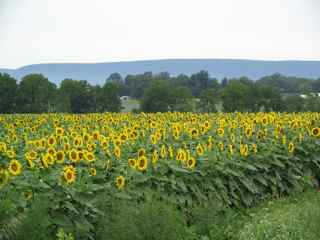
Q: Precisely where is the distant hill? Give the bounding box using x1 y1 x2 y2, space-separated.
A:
1 59 320 85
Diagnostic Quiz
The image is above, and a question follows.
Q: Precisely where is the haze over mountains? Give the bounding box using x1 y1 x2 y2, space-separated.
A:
1 59 320 85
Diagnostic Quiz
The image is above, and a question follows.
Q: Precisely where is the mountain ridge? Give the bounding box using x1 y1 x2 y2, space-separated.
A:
1 59 320 85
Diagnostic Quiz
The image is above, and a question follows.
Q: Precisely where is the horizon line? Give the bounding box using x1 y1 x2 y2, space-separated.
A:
1 57 320 70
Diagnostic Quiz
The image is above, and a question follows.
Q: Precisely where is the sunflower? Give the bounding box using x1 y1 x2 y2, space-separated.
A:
6 149 16 159
8 160 22 176
23 190 33 200
78 150 84 160
34 140 41 149
114 145 121 159
230 133 236 143
115 175 125 189
56 150 65 164
0 170 9 188
261 116 268 125
152 150 159 164
62 166 76 184
128 158 137 169
180 149 187 161
47 135 56 146
160 145 167 159
186 157 196 169
168 146 174 158
87 143 96 152
101 139 109 149
207 136 213 150
42 153 55 166
47 147 56 156
190 128 199 138
288 142 295 154
217 128 225 137
73 137 83 147
119 133 127 142
173 130 180 140
130 130 138 140
252 143 258 154
63 143 70 152
228 144 234 155
138 148 146 158
282 135 287 145
150 134 157 145
0 142 7 152
45 153 55 165
84 151 95 163
55 127 64 136
196 144 204 156
245 127 253 138
92 131 100 141
240 144 249 157
26 158 35 168
25 150 38 160
311 127 320 137
89 167 97 177
83 133 90 142
137 156 148 171
69 149 79 162
203 120 210 129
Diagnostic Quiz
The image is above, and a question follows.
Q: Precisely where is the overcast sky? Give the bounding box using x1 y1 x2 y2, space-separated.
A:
0 0 319 68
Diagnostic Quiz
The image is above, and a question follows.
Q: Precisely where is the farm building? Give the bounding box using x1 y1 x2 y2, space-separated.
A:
120 96 131 101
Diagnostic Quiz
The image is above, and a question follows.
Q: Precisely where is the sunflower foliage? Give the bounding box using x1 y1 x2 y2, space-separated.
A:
0 112 319 238
105 196 189 240
0 199 24 240
0 180 25 240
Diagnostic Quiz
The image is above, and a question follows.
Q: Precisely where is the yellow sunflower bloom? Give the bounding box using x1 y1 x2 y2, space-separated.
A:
115 175 125 189
8 160 22 176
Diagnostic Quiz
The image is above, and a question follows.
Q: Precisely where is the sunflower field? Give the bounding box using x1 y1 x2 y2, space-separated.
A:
0 112 320 239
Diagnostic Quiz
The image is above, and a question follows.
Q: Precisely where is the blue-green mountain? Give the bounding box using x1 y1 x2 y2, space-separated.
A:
1 59 320 85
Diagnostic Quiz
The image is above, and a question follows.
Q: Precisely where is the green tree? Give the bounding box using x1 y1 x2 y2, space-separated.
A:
107 72 123 83
141 80 174 112
173 74 190 87
141 81 194 112
221 80 252 112
221 78 228 88
97 82 122 112
198 89 218 112
59 79 95 113
304 93 320 112
171 86 193 112
124 72 153 98
189 70 209 96
311 79 320 92
283 95 306 112
254 85 284 112
0 73 18 113
18 74 57 113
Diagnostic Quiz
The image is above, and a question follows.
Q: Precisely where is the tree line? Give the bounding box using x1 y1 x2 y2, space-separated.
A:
0 71 320 113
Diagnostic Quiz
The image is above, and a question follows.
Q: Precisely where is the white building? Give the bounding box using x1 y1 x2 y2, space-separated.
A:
300 93 320 99
120 96 131 101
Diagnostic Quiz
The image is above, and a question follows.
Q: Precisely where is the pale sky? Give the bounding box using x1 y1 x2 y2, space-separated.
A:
0 0 319 69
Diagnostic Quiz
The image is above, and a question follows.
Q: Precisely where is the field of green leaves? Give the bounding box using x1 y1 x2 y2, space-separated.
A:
0 112 319 239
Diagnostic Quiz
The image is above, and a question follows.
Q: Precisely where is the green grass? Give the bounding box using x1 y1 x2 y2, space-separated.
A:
188 189 320 240
236 190 320 240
